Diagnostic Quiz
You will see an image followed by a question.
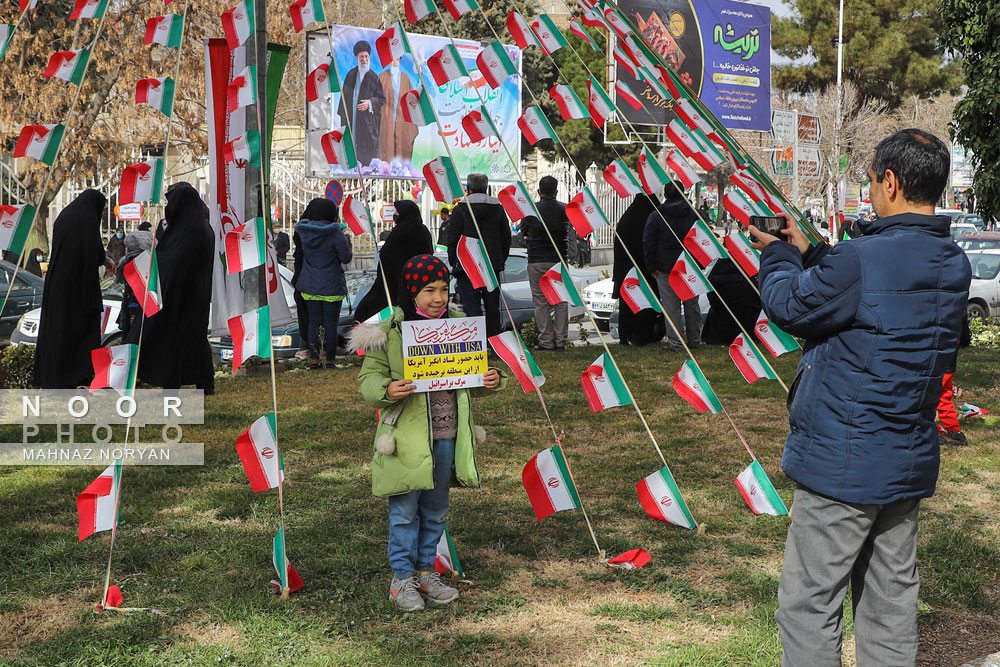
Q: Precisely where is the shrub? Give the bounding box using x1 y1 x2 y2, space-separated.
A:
1 344 36 389
519 317 540 348
969 317 1000 348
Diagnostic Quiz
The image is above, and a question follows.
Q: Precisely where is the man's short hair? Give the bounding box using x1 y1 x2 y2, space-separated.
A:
871 129 950 205
466 173 488 194
538 175 558 195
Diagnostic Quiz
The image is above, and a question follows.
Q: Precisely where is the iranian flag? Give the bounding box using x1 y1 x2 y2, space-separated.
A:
549 83 588 120
729 334 776 384
228 305 272 370
518 106 558 145
665 150 699 189
613 45 639 79
566 186 609 236
615 80 643 110
21 0 39 12
272 527 305 593
637 467 696 529
624 35 659 71
434 526 465 578
423 156 463 204
321 128 357 170
639 66 674 102
586 77 614 128
608 549 652 569
442 0 477 20
457 235 498 290
531 14 568 55
119 158 164 205
0 204 35 255
683 218 726 268
123 247 163 317
289 0 324 33
77 461 122 541
144 14 183 47
227 65 257 112
602 6 632 38
236 413 283 492
427 44 469 86
637 147 671 197
400 88 434 126
135 77 175 116
404 0 436 23
375 22 407 68
506 10 540 49
476 41 516 89
363 306 394 325
668 252 712 301
673 359 722 414
42 49 89 84
724 231 760 277
225 217 267 274
221 0 254 50
539 263 583 306
603 160 642 198
581 353 632 412
674 97 720 142
305 63 330 102
223 131 261 168
569 19 599 50
69 0 108 20
1 25 13 60
497 182 534 222
489 330 545 393
522 445 581 521
666 120 723 171
621 268 661 314
754 311 800 357
733 168 787 215
13 124 64 165
735 460 789 516
343 194 374 236
723 189 768 226
462 108 495 143
578 1 607 29
89 344 138 396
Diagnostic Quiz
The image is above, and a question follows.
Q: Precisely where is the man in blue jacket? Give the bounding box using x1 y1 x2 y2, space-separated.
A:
749 129 971 667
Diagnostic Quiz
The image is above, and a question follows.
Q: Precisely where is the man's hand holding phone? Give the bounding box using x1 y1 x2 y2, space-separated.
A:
748 213 810 255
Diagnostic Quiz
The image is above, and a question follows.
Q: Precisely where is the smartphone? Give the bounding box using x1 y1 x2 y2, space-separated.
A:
749 215 786 243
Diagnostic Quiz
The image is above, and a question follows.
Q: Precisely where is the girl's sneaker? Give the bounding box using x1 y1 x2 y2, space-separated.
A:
416 571 459 604
389 576 425 611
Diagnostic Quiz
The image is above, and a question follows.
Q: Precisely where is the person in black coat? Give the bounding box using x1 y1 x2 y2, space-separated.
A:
33 190 113 388
273 229 290 265
613 194 665 346
521 176 570 350
128 182 215 393
699 258 760 345
24 248 44 278
354 199 432 323
446 173 510 337
106 225 126 266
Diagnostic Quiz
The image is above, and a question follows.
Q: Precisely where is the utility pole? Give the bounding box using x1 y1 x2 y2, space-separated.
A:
832 0 845 242
792 108 800 209
245 0 268 309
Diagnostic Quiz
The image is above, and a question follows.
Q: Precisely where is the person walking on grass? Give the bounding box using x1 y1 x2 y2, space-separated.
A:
350 254 506 612
522 175 570 351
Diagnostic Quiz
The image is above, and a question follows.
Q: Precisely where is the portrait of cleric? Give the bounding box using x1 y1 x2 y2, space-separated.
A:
337 40 387 167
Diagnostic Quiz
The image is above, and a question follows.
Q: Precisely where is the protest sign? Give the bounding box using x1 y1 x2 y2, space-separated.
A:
401 316 487 392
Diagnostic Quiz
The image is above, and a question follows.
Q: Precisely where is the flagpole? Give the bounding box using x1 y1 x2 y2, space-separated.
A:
161 0 190 177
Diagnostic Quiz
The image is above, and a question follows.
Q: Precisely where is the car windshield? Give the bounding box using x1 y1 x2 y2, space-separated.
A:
503 255 528 282
959 238 1000 251
101 276 123 298
950 225 975 239
939 210 964 221
964 215 983 227
970 254 1000 280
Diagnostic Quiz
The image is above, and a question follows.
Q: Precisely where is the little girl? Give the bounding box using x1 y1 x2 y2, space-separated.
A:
351 254 504 611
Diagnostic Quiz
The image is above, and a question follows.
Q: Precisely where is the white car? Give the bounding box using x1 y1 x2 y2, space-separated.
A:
951 223 977 240
500 250 600 320
966 249 1000 319
584 275 713 332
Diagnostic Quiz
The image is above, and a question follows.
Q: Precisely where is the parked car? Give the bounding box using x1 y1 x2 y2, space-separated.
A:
950 223 977 240
966 249 1000 319
957 213 985 230
9 275 122 347
0 261 45 345
936 208 965 223
957 232 1000 252
583 275 711 332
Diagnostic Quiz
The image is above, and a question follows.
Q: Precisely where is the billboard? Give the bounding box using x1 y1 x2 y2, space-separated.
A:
306 26 521 182
616 0 771 131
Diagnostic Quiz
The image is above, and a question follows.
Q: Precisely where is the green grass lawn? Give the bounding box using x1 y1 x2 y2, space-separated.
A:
1 345 998 665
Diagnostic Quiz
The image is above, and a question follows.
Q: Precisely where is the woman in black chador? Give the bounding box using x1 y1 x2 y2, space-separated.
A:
33 189 111 388
127 182 216 394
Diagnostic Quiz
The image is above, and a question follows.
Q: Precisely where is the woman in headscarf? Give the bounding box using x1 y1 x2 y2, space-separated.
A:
114 229 154 340
353 199 432 324
33 189 111 388
24 248 44 277
106 225 126 266
612 193 665 346
128 182 216 393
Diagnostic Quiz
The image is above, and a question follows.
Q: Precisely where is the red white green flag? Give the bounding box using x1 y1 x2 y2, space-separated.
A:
683 218 726 268
321 127 357 170
457 235 499 291
724 231 760 277
673 359 723 414
144 14 183 47
566 186 609 236
754 311 800 357
622 35 658 71
621 268 661 314
539 262 583 307
427 44 469 86
122 247 163 317
613 45 639 79
729 334 776 384
0 25 14 60
506 10 540 49
423 156 463 203
69 0 108 20
225 217 267 274
404 0 436 23
77 461 122 541
581 353 632 412
723 189 768 226
638 65 674 102
227 65 257 112
569 18 600 50
363 306 395 325
13 124 64 165
376 22 408 67
0 204 35 255
442 0 477 20
637 147 671 196
637 466 696 529
497 182 534 222
476 41 516 89
271 526 305 594
400 88 434 126
586 77 615 128
603 160 642 198
21 0 39 12
522 445 581 521
434 526 465 577
236 412 283 492
578 0 607 29
119 158 164 205
42 49 89 84
89 344 138 397
305 63 330 102
461 107 496 143
735 460 788 516
489 330 545 393
669 251 712 301
228 305 272 370
665 149 700 189
549 83 588 120
221 0 254 50
135 77 175 116
602 6 632 38
732 167 786 215
518 106 558 145
666 120 724 171
608 549 652 569
531 14 568 55
615 80 643 110
674 97 721 143
223 131 261 168
343 194 374 236
289 0 324 33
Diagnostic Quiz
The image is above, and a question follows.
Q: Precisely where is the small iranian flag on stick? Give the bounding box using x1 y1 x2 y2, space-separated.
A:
531 14 568 55
683 218 726 268
457 235 499 291
225 217 267 274
539 263 583 307
665 150 700 189
621 268 661 314
674 98 721 143
729 334 776 384
581 353 632 412
613 45 639 79
724 231 760 277
119 158 164 205
497 182 534 222
666 120 723 171
754 311 800 357
144 14 183 47
578 1 608 30
423 156 463 204
221 0 254 50
602 6 632 38
404 0 436 23
673 359 723 414
289 0 324 33
566 186 609 236
723 189 767 226
637 148 672 197
549 83 588 120
668 252 712 301
1 25 14 60
442 0 477 20
434 526 465 578
586 77 615 128
236 413 283 492
608 549 652 569
522 445 581 521
42 49 89 84
603 160 642 198
400 88 434 126
13 124 64 165
518 107 558 145
68 0 108 20
637 466 697 529
227 65 257 112
489 330 545 393
427 44 469 86
223 131 261 168
476 41 516 89
506 10 540 49
735 460 789 516
228 305 272 371
135 77 175 116
375 22 407 68
89 344 138 397
123 247 163 317
321 128 357 170
461 108 495 143
271 526 305 594
305 63 330 102
77 461 122 541
615 80 643 110
0 204 35 255
569 19 600 50
343 195 374 236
